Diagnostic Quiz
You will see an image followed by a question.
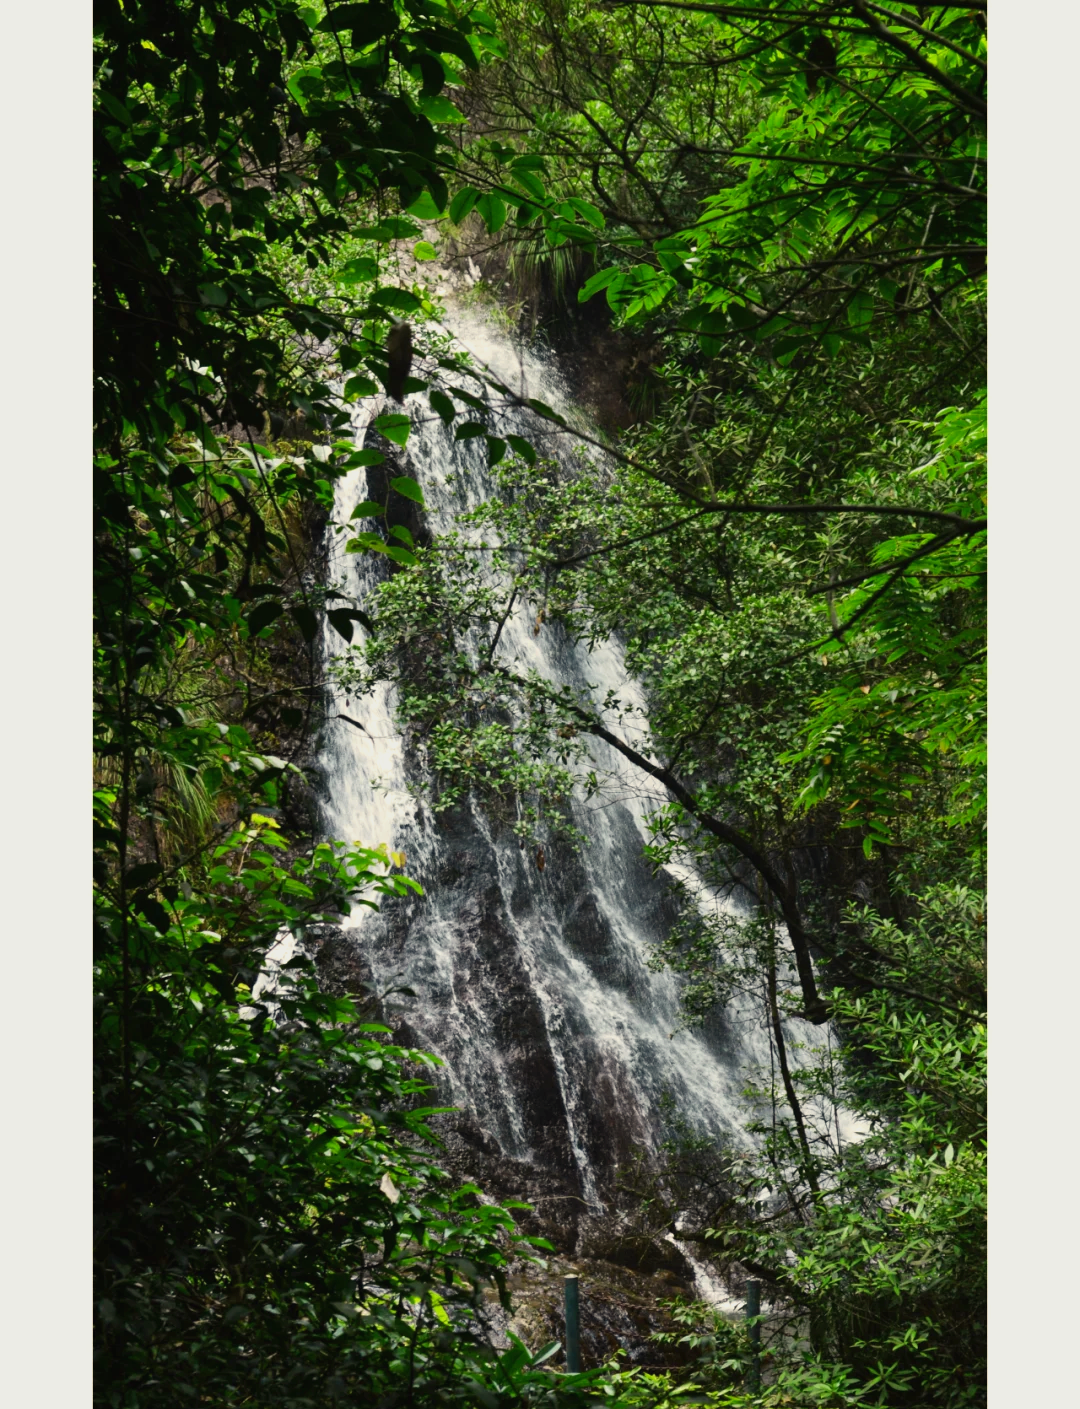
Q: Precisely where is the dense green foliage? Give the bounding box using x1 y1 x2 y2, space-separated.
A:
661 880 986 1406
329 4 987 1405
94 823 513 1404
95 2 987 1406
92 4 614 1405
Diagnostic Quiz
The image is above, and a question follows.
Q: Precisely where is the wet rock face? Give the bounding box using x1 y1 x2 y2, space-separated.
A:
306 829 738 1338
308 914 729 1372
311 315 767 1363
310 775 687 1210
314 350 767 1227
576 1222 695 1281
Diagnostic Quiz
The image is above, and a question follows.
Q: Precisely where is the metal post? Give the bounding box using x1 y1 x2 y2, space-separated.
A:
564 1274 581 1372
745 1278 761 1392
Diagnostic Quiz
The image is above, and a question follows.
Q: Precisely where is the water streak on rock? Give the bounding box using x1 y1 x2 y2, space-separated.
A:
317 307 811 1217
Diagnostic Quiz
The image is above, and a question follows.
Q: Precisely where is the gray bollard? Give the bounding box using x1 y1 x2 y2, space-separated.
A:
564 1274 581 1372
745 1278 761 1392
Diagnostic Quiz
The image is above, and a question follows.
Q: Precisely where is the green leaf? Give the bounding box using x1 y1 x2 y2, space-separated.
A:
413 241 438 261
728 301 758 330
416 94 466 124
336 256 379 284
411 52 450 97
420 25 479 73
429 390 456 424
346 532 388 555
847 290 874 330
96 92 132 127
389 525 415 547
445 384 487 412
578 266 622 303
350 500 385 519
505 434 536 464
526 399 566 427
565 197 604 228
344 375 379 400
374 413 411 447
681 305 729 336
137 896 171 933
197 283 229 307
455 421 488 440
385 545 417 566
315 3 396 40
772 335 805 366
286 65 321 103
486 436 507 467
512 168 546 203
406 191 445 220
290 604 318 642
355 216 421 242
476 194 507 233
448 187 480 224
390 475 426 505
246 601 283 636
530 1341 562 1369
343 449 385 468
655 241 693 284
327 608 375 642
372 287 422 315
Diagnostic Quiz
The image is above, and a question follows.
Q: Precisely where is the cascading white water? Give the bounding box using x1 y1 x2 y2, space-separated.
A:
316 304 831 1213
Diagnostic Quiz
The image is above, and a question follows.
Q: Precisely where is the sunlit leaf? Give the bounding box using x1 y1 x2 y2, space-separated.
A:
374 413 410 447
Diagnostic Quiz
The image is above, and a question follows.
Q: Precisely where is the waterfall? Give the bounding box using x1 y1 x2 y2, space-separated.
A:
316 304 828 1216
